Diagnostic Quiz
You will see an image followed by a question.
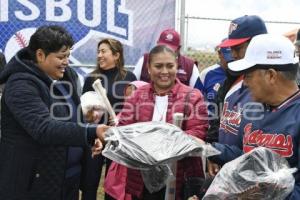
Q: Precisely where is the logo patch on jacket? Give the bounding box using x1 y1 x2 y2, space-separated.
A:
213 83 221 92
243 123 293 157
220 102 242 135
177 69 187 75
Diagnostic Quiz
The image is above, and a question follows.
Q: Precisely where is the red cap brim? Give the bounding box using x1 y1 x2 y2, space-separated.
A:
157 42 179 51
218 37 251 48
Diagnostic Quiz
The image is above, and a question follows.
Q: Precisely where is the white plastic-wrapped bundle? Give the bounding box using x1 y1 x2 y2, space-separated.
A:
80 91 107 117
203 147 297 200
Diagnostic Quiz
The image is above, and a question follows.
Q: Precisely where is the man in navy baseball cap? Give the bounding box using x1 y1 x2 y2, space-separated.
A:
219 15 267 48
206 15 268 177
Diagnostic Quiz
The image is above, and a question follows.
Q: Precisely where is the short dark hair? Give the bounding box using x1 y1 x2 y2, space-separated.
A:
28 25 74 61
279 68 298 81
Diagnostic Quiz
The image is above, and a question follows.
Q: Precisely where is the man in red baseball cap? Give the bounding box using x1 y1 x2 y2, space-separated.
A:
156 28 181 51
133 28 202 91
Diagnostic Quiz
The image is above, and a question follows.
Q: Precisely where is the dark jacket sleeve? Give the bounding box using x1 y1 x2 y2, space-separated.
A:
209 142 243 165
288 182 300 199
206 74 239 143
0 53 6 70
205 86 224 143
4 74 91 146
82 76 95 93
206 112 221 143
208 115 244 165
126 71 137 82
66 67 82 96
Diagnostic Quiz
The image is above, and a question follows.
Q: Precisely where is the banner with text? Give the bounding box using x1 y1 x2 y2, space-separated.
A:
0 0 175 69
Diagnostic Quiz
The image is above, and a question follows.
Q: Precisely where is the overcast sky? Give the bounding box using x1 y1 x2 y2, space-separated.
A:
179 0 300 50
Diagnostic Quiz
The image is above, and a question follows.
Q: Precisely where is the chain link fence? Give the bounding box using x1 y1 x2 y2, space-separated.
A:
183 16 300 71
2 1 300 78
0 0 134 84
0 0 176 85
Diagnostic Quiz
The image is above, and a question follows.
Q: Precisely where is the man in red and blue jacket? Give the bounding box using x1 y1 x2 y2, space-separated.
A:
210 34 300 199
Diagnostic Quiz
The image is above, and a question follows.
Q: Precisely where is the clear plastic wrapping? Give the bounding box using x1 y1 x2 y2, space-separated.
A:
203 147 297 200
102 121 220 193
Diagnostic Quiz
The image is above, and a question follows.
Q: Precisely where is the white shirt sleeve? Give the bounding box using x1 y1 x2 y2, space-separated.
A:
133 56 145 80
189 64 201 88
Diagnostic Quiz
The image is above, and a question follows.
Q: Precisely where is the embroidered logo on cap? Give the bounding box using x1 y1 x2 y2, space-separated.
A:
165 33 174 41
267 51 282 59
229 23 238 35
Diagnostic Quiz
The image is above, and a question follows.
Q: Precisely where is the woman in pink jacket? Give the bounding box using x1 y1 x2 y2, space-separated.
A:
108 45 208 200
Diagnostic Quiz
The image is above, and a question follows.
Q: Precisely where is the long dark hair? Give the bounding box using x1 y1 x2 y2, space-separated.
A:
91 38 127 81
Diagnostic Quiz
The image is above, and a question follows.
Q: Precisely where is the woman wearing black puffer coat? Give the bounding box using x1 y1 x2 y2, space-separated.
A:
0 25 108 200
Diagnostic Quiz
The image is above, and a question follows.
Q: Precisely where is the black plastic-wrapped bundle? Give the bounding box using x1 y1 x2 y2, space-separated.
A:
203 147 296 200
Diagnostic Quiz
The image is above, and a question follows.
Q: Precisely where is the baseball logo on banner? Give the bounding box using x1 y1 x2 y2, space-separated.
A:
4 28 36 62
0 0 175 67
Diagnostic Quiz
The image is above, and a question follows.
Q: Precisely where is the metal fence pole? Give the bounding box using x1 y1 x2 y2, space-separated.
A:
180 0 186 52
185 14 189 50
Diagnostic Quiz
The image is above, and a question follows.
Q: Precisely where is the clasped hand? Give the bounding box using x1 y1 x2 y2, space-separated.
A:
91 124 110 157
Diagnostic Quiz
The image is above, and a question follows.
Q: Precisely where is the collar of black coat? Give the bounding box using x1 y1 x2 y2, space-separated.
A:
0 47 53 85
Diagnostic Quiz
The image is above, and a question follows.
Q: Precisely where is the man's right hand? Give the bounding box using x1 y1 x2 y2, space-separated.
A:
207 159 220 176
91 124 110 157
91 138 103 157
